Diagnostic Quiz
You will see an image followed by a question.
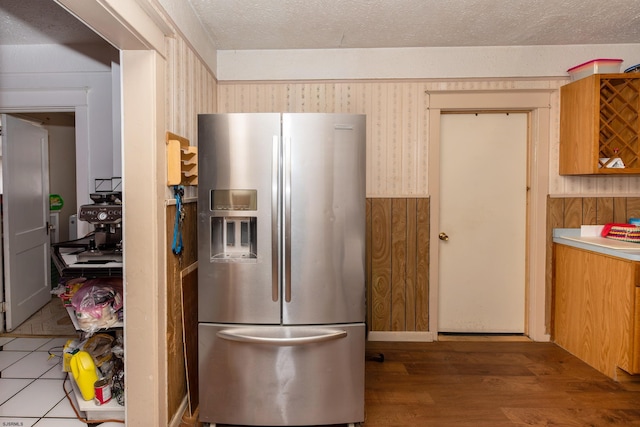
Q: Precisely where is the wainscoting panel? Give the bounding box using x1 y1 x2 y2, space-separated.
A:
166 201 198 421
367 197 430 332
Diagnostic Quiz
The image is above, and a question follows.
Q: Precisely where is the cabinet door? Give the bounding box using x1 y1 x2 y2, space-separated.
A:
559 74 640 175
634 287 640 374
554 244 637 377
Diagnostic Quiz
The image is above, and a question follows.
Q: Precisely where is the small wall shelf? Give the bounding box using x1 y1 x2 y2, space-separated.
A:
166 131 198 186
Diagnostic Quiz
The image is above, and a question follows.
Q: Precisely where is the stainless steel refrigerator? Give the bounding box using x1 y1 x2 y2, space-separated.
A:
197 113 366 426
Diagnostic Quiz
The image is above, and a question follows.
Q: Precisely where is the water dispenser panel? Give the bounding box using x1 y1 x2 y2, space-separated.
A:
210 216 257 261
211 189 257 211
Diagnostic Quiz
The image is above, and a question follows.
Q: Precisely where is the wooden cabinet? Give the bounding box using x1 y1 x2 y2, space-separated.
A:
553 244 640 379
559 74 640 175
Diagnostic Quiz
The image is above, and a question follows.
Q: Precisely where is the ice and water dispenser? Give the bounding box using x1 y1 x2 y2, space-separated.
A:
210 189 257 260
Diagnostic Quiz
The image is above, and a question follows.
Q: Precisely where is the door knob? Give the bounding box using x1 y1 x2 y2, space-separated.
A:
439 232 449 241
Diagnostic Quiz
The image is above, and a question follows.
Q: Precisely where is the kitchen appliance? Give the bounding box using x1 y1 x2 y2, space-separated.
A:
77 192 123 263
198 113 366 426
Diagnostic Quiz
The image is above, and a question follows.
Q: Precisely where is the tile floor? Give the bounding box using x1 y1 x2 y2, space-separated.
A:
0 336 123 427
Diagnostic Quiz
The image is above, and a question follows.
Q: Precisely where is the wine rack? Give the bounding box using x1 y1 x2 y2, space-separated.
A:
560 74 640 175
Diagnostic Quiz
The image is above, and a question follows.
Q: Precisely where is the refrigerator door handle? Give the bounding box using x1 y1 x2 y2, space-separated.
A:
216 328 347 346
272 135 279 302
283 136 292 303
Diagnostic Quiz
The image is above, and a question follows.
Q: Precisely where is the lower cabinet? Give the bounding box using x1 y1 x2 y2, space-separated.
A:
554 244 640 379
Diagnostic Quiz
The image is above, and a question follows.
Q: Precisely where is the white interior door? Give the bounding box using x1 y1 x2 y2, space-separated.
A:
438 113 527 333
1 114 51 332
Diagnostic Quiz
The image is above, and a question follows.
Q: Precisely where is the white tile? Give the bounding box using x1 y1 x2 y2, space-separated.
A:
44 393 77 418
34 418 87 427
0 417 38 427
1 351 59 379
41 364 67 380
0 337 16 347
0 379 66 417
2 337 52 352
0 350 29 371
36 338 74 353
0 378 32 405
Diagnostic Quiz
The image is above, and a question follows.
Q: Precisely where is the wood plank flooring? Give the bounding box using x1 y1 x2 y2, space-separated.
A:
364 340 640 426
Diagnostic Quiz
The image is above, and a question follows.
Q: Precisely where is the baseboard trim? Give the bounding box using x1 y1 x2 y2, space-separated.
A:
367 331 435 342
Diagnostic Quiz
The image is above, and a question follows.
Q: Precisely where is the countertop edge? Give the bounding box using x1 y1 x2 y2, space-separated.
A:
553 228 640 261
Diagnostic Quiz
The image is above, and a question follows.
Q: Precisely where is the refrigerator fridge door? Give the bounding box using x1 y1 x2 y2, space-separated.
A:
199 322 365 426
282 113 366 325
198 113 281 324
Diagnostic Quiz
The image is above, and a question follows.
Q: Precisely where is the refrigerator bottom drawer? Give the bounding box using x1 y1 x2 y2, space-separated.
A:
199 323 365 426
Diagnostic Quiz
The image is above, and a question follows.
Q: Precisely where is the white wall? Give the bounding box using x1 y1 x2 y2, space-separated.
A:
47 120 77 242
217 44 640 80
0 43 120 233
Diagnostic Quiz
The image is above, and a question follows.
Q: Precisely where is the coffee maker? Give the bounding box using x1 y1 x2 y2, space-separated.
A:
76 192 123 263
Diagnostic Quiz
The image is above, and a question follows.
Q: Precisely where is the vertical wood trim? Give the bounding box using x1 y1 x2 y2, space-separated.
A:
166 202 198 419
166 207 187 418
596 198 614 224
371 198 392 330
563 198 583 228
614 197 628 223
406 199 418 331
627 198 640 219
582 197 597 225
415 198 430 331
547 197 565 229
365 199 372 330
391 199 407 331
546 196 565 334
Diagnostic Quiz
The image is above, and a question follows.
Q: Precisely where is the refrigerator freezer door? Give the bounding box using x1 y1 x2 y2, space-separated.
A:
283 113 366 324
199 323 365 426
198 113 281 324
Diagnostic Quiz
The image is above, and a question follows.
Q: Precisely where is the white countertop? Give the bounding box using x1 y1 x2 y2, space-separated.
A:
553 228 640 261
59 247 123 269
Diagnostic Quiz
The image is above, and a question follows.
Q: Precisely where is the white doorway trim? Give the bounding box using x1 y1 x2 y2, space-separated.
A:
0 88 91 237
427 90 551 342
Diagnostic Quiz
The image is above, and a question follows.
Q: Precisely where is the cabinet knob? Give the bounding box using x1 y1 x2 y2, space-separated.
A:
439 232 449 241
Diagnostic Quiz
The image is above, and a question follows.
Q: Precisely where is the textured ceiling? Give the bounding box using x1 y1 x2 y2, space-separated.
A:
1 0 639 49
187 0 640 50
0 0 104 45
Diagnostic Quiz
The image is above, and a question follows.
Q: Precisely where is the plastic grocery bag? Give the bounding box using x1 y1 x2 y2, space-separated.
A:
71 277 123 335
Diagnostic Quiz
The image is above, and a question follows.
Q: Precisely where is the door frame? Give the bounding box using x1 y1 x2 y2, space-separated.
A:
0 88 90 222
428 91 551 342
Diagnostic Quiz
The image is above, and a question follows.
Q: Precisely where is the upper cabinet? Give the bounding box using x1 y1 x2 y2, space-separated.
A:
559 74 640 175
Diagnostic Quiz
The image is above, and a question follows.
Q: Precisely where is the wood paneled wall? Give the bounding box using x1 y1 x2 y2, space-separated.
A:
367 198 430 332
166 201 198 421
546 196 640 333
547 197 640 228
